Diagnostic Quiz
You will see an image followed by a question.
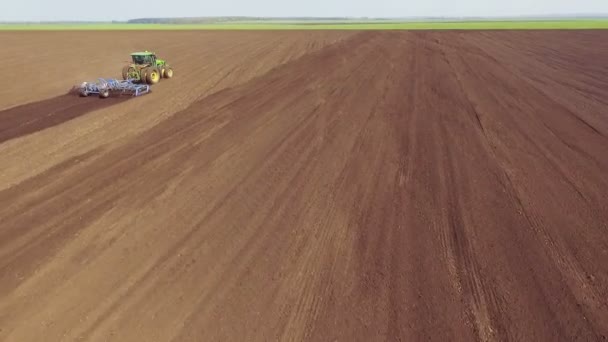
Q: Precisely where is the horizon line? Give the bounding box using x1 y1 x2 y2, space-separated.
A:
3 14 608 23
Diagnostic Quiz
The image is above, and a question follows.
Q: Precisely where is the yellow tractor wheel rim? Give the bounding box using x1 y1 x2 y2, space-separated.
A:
151 71 159 82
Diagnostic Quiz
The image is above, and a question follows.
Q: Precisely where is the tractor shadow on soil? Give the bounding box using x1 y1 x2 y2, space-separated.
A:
0 92 129 144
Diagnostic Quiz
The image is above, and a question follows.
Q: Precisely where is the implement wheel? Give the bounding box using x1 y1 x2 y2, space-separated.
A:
79 82 89 97
146 67 161 85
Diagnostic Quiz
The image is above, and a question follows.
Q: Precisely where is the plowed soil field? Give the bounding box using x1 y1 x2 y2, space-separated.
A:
1 30 607 341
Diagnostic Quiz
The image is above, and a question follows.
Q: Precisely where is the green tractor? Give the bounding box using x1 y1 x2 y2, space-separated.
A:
122 51 174 85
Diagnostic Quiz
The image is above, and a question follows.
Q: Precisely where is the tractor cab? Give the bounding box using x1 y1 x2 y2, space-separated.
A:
131 51 156 66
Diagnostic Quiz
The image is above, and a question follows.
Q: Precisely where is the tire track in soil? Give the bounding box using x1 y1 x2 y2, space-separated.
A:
438 32 608 340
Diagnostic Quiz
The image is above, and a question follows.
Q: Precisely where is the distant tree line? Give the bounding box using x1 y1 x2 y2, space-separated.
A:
126 17 371 24
125 15 608 25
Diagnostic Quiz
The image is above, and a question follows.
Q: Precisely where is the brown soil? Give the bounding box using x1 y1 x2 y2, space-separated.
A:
0 30 607 341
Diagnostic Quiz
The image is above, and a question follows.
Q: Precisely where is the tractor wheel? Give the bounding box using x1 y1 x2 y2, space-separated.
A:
139 67 149 83
122 65 138 80
158 65 166 79
164 67 174 79
146 67 161 85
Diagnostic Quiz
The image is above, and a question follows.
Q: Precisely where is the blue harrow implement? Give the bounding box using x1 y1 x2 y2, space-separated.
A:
78 78 151 98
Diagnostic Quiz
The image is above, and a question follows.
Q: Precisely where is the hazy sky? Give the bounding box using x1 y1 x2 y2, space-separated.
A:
3 0 608 21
